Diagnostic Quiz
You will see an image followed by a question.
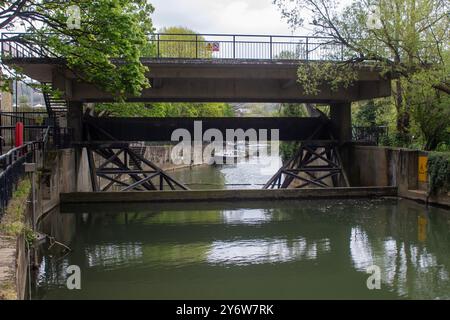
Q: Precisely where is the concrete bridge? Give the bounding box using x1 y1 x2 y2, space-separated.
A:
1 33 394 193
1 32 392 143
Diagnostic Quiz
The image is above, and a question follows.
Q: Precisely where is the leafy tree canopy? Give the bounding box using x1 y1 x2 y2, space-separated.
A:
158 26 212 58
0 0 155 99
95 102 235 117
274 0 449 94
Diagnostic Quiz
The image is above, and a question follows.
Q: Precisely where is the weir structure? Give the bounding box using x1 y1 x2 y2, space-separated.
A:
1 32 392 192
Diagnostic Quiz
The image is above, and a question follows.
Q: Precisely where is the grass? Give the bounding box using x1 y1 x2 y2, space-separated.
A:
0 178 32 238
0 178 33 300
0 282 17 300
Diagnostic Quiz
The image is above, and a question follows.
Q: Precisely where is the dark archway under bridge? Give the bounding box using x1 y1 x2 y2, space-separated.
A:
83 116 330 142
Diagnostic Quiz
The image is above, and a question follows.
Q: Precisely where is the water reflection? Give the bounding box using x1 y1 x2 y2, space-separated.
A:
170 145 281 189
34 199 450 299
221 209 274 225
86 243 143 269
207 238 330 266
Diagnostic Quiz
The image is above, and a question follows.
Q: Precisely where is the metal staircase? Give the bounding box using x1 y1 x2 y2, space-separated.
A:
41 82 68 116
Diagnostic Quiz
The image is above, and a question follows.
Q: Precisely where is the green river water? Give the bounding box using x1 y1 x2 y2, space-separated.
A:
31 155 450 300
33 198 450 300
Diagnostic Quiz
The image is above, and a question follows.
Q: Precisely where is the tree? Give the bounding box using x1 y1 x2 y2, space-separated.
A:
18 95 29 109
408 81 450 150
1 0 155 99
158 26 212 59
277 103 308 117
274 0 449 139
95 26 234 118
95 102 235 117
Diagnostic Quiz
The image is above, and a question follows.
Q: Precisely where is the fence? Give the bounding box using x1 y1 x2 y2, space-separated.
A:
0 112 69 154
0 118 72 215
0 142 41 214
2 32 351 62
352 126 389 145
150 34 348 61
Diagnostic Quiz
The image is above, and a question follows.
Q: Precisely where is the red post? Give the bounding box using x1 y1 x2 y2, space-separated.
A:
15 122 24 148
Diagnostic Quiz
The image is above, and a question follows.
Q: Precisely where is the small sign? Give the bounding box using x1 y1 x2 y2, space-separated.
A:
207 42 220 52
418 156 428 183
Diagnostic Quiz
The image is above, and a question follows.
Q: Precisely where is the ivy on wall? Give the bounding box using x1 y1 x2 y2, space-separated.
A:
428 153 450 196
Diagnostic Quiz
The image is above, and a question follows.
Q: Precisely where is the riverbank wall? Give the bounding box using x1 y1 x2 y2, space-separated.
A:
0 146 91 300
344 145 449 207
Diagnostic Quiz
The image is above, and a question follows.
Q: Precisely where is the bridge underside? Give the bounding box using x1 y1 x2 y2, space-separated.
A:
7 58 391 103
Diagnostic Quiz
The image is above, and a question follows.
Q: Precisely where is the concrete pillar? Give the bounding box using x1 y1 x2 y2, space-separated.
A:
67 101 83 142
330 102 352 142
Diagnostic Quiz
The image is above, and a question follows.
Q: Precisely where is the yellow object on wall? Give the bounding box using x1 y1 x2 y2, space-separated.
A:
418 156 428 183
418 215 427 242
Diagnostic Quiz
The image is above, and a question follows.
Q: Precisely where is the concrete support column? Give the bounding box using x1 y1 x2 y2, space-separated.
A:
67 101 83 142
330 102 352 142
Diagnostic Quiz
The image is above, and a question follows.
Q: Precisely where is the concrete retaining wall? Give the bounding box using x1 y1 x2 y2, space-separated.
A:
39 148 92 217
61 186 397 204
345 145 449 207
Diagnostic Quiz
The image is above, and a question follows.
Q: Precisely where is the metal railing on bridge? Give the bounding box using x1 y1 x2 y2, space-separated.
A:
1 32 352 61
352 126 389 145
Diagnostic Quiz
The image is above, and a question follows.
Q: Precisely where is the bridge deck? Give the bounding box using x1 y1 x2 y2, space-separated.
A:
1 32 392 103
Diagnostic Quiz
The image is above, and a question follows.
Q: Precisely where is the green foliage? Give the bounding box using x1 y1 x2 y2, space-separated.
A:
408 80 450 150
158 26 212 59
280 141 300 162
278 103 308 117
277 103 306 161
353 98 394 126
297 62 358 95
275 0 449 144
0 178 32 238
354 100 377 126
428 153 450 195
95 102 235 117
1 0 155 99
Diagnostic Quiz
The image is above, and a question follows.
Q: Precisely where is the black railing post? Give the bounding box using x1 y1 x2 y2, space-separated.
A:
233 35 236 59
270 36 273 60
306 37 309 61
195 35 198 59
157 34 160 58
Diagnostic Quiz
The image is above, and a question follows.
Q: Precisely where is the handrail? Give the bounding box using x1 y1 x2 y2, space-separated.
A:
0 141 41 169
1 32 351 61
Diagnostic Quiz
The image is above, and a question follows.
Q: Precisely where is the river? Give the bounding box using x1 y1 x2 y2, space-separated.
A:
31 149 450 300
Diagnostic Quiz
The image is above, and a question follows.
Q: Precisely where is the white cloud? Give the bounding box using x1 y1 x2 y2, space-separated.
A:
150 0 301 35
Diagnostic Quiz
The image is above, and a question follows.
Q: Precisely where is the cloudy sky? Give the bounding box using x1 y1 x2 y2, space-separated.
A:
150 0 301 35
